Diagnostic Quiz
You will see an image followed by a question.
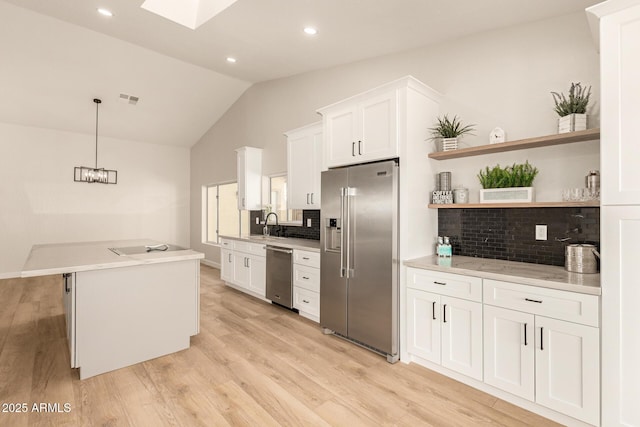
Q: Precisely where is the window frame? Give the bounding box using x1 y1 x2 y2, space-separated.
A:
204 181 245 245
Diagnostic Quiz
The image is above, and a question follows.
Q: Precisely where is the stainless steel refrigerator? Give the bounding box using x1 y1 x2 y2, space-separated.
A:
320 159 399 363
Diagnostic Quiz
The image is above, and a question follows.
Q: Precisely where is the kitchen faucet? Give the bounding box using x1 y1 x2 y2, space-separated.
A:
263 212 279 236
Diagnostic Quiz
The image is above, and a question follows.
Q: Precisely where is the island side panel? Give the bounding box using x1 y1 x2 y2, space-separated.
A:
75 259 199 379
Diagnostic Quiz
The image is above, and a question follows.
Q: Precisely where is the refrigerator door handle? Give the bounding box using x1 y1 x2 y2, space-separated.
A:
340 187 346 278
345 186 355 278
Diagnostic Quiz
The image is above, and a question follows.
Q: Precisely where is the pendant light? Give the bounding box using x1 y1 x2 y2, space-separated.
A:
74 98 117 184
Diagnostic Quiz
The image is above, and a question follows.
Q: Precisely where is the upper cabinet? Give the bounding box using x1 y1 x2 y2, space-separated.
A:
590 1 640 205
319 90 398 168
285 122 322 209
317 77 440 170
235 146 262 210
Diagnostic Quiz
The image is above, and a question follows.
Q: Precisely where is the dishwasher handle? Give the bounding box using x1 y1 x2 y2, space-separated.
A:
266 246 293 254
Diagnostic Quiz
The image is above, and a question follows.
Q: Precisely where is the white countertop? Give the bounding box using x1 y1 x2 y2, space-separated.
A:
404 255 601 296
21 239 204 278
219 235 321 252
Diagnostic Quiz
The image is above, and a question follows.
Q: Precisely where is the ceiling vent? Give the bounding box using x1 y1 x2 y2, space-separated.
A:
119 93 139 105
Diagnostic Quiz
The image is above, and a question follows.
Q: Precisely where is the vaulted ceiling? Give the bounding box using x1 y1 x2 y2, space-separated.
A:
0 0 600 147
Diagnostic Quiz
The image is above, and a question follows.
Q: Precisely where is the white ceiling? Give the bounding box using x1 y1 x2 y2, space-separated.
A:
0 0 601 147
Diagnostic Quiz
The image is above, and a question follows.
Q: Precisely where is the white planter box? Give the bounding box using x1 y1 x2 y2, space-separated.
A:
480 187 535 203
558 113 587 134
438 137 458 151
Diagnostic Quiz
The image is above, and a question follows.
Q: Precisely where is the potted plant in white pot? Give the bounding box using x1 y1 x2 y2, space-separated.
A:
551 82 591 133
478 161 539 203
428 114 475 151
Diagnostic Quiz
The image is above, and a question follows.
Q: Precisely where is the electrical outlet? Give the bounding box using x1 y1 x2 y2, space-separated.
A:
535 225 547 241
255 217 260 224
307 218 312 227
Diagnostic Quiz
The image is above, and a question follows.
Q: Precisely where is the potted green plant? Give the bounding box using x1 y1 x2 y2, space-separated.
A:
428 114 475 151
478 161 539 203
551 82 591 134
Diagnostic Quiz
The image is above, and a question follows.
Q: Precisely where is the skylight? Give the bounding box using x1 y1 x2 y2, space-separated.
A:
141 0 238 30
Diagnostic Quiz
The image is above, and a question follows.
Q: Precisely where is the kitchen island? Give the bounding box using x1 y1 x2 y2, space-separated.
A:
22 239 204 379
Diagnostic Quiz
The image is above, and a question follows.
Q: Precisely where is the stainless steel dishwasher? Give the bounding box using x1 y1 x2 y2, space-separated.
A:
265 245 293 309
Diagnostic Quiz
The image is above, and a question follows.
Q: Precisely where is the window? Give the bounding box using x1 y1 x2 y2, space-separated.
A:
269 175 302 223
205 182 249 244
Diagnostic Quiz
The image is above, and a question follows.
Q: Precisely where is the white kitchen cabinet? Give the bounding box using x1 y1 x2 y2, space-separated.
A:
483 279 600 426
406 268 483 381
220 239 267 298
285 122 322 209
588 1 640 425
293 249 320 322
535 315 600 425
440 295 483 380
235 146 262 210
318 84 401 169
483 305 535 401
62 273 77 368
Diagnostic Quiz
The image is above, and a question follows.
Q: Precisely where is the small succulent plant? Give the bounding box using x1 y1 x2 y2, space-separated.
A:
428 114 475 140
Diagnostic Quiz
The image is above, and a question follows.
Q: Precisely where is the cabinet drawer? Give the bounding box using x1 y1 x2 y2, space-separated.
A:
248 242 266 257
294 250 320 268
232 240 250 252
293 287 319 318
220 239 233 249
483 279 599 327
407 268 482 302
293 265 320 292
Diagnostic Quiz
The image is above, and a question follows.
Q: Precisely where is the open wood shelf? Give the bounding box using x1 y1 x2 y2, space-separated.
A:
428 201 600 209
428 128 600 160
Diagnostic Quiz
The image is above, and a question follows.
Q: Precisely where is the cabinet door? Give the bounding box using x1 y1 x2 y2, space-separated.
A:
287 124 322 209
483 305 534 401
406 289 441 364
324 105 358 168
233 253 249 289
535 316 600 425
236 147 262 210
599 3 640 205
440 296 483 381
247 254 266 297
357 90 398 163
63 273 77 368
220 248 234 283
601 205 640 427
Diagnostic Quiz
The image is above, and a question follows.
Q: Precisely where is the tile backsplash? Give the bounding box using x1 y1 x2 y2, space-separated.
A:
438 207 599 266
249 210 320 240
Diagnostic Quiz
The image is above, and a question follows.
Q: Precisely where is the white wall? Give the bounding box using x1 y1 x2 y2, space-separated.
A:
0 122 190 277
191 11 600 265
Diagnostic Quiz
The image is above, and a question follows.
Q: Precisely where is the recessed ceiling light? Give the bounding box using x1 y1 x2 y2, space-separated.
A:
304 27 318 35
226 57 237 63
97 8 113 17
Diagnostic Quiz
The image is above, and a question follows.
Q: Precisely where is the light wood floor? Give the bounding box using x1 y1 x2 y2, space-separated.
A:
0 265 561 427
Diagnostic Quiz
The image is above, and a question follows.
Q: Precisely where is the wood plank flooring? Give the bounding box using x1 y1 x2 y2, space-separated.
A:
0 265 560 426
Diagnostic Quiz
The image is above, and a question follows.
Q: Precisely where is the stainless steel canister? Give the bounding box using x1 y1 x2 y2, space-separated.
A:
585 170 600 190
565 244 600 274
439 172 452 191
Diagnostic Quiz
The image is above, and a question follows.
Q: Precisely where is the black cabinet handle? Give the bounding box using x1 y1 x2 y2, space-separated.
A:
302 257 310 260
307 193 310 204
540 327 544 351
358 140 362 155
302 300 310 304
432 301 436 320
228 253 231 263
525 298 543 304
302 276 309 280
311 193 314 204
443 304 447 323
352 142 356 156
524 323 528 346
433 281 446 286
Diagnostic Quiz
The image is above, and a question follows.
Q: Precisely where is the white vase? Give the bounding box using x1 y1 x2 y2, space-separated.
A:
558 113 587 134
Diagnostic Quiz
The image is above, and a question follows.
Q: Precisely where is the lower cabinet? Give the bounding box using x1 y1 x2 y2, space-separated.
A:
484 305 600 425
407 288 483 381
406 268 601 426
293 249 320 322
220 239 266 298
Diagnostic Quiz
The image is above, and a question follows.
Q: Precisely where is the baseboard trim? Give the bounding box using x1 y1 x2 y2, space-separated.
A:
0 271 22 279
200 259 220 269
